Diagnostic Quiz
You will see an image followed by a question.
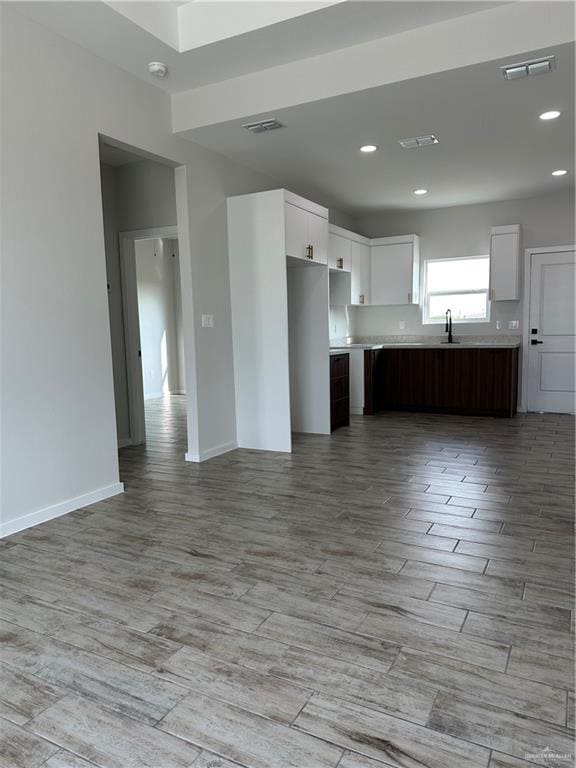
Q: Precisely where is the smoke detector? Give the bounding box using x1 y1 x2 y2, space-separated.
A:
399 134 439 149
148 61 168 78
243 119 284 134
501 56 555 80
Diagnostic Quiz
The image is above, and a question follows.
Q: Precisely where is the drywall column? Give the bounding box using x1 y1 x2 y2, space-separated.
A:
227 190 292 452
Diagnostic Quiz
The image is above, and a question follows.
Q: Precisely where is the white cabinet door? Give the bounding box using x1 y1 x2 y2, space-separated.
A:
328 233 351 271
351 242 370 305
371 242 415 305
490 226 520 300
308 210 328 265
285 203 328 264
285 202 309 260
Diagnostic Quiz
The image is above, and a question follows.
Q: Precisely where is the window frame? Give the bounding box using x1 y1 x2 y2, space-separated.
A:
422 255 491 325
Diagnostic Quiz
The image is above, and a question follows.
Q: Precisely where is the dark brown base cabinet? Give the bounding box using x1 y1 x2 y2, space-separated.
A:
364 347 519 418
330 353 350 430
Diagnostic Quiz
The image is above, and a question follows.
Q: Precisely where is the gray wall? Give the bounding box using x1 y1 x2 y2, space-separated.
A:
115 160 177 230
1 5 280 534
351 190 575 338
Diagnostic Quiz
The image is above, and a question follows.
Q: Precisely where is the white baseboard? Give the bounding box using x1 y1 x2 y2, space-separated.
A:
0 482 124 538
351 407 363 415
185 441 238 463
117 437 132 449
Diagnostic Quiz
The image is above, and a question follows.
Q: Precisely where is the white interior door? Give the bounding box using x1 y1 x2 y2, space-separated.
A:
527 249 576 413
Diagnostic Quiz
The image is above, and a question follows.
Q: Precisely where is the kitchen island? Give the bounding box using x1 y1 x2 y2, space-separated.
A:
360 341 520 418
330 338 521 418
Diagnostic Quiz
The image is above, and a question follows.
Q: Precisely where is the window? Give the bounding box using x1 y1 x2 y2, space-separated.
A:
423 256 490 324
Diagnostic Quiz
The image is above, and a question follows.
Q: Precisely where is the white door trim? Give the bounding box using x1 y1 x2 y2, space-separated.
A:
119 226 178 445
521 244 576 412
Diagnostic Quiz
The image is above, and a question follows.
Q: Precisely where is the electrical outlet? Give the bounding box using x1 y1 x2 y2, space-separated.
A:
399 320 406 330
201 314 214 328
508 320 519 330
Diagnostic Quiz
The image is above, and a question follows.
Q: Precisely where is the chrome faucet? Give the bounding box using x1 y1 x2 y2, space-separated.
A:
445 309 453 344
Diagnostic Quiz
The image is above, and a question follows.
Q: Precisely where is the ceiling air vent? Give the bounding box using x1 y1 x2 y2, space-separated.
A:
243 118 284 134
501 56 556 80
399 134 439 149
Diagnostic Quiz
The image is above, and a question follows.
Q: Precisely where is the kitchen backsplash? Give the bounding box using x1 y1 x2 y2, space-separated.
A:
330 302 523 340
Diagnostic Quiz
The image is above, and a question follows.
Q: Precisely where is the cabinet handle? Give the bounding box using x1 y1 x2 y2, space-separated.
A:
490 288 494 300
408 292 412 303
306 244 314 260
336 258 343 269
359 294 365 305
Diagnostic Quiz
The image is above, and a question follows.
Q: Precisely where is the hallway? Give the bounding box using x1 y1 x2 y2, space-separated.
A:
1 397 574 768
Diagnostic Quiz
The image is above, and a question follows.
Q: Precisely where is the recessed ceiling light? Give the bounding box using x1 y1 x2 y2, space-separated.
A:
148 61 168 78
360 145 378 153
552 169 568 176
413 188 429 196
540 110 561 121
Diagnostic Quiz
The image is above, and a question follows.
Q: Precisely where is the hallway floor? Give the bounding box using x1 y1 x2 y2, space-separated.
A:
1 396 574 768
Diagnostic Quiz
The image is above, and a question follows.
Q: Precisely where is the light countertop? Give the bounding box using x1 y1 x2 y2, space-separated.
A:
330 340 521 351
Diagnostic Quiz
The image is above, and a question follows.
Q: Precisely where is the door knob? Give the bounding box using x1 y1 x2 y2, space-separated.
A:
530 340 543 345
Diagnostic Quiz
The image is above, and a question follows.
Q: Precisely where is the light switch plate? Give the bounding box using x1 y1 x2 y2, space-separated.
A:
399 320 406 330
201 314 214 328
508 320 519 329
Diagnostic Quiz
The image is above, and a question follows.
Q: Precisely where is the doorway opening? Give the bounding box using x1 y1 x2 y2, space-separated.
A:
99 139 188 451
120 229 186 445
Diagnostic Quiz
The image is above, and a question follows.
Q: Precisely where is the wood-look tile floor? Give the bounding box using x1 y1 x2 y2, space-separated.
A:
2 396 575 768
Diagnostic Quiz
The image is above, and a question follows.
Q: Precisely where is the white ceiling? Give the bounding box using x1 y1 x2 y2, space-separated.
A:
186 42 575 213
16 1 503 93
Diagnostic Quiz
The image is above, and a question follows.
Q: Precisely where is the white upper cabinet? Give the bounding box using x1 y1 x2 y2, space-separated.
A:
328 232 351 271
307 210 328 265
285 194 328 264
489 224 520 301
351 242 371 305
285 202 309 260
370 235 420 306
